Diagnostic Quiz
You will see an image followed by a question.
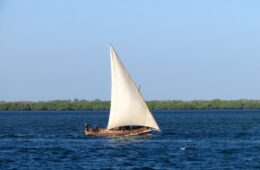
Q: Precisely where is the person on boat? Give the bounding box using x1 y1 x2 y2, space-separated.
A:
84 122 89 131
95 126 99 132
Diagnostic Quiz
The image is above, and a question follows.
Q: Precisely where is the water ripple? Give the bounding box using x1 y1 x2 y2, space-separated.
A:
0 110 260 169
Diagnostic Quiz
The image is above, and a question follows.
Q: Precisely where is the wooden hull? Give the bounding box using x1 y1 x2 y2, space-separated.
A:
84 127 151 137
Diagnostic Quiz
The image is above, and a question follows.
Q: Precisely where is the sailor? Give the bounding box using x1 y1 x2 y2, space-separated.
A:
84 122 89 130
95 126 99 132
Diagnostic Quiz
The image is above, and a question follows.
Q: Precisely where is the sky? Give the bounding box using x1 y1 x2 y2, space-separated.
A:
0 0 260 101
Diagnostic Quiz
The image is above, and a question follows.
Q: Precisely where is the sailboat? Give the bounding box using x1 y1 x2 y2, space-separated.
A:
84 46 160 136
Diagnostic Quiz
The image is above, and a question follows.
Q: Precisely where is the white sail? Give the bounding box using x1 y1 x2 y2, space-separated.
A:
107 46 160 130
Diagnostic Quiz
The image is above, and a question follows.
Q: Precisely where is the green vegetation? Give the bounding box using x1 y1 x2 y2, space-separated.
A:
1 99 260 111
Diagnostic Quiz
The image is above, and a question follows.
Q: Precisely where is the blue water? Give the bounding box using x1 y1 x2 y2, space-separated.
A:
0 110 260 169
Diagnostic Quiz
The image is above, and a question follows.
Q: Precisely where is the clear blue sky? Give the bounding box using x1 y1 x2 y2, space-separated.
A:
1 0 260 101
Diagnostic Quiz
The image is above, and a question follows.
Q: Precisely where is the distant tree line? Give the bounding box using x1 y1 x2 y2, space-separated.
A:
1 99 260 111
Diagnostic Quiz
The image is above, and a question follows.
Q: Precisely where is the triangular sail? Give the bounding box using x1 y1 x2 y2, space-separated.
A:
107 46 160 130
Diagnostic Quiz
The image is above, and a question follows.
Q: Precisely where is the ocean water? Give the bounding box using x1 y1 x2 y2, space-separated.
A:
0 110 260 170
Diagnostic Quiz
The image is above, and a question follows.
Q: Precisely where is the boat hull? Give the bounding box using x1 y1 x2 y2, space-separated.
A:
84 127 151 137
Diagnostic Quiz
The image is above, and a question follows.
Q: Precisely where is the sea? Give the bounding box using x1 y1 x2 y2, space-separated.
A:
0 110 260 170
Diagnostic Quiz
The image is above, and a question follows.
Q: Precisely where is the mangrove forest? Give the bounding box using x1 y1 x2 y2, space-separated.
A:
0 99 260 111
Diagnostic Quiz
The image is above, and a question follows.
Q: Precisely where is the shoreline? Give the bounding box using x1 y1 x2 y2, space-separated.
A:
1 109 260 112
1 99 260 111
